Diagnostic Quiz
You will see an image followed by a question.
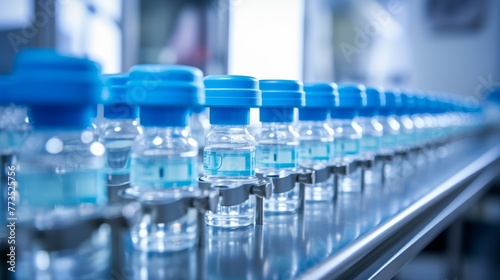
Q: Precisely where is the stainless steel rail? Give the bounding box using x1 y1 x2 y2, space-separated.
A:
300 141 500 280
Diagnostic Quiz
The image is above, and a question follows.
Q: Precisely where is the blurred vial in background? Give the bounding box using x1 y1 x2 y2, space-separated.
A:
358 86 385 188
99 74 143 200
255 80 304 214
0 76 30 238
190 106 211 176
128 65 204 252
397 91 416 176
378 89 402 183
13 49 108 279
298 83 336 201
203 75 261 228
410 92 429 167
330 84 365 193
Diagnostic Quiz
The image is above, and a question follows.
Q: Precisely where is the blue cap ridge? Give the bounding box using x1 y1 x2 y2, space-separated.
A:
11 49 103 129
204 75 262 108
128 64 204 107
259 79 303 123
13 49 103 105
102 73 138 119
204 75 261 125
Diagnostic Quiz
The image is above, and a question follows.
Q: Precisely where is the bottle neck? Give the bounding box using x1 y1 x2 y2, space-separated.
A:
103 104 139 119
260 122 293 130
144 126 190 136
210 125 249 132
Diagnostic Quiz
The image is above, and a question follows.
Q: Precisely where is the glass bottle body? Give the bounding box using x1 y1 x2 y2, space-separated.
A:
297 121 334 201
99 118 143 186
379 115 401 182
255 123 300 213
330 119 363 192
129 126 199 252
203 126 257 227
17 128 109 279
358 117 384 188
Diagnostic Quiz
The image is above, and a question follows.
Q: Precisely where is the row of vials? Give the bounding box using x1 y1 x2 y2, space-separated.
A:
0 50 484 278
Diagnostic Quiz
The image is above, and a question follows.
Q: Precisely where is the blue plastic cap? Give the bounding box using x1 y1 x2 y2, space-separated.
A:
379 89 402 116
337 84 367 108
11 49 102 129
300 83 337 121
13 49 103 105
204 75 261 125
364 86 385 108
303 82 338 108
259 80 304 107
204 75 261 108
128 65 204 127
0 75 13 104
102 73 138 119
359 86 385 117
397 91 415 115
192 106 206 114
413 91 428 114
128 64 204 106
259 79 304 123
487 87 500 103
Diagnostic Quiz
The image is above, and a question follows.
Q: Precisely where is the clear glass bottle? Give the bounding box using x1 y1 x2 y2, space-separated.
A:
128 65 204 252
378 89 402 184
358 86 385 188
256 122 300 213
13 49 109 279
410 92 428 166
421 93 440 162
99 74 143 193
330 84 366 193
255 79 303 214
203 75 261 228
397 91 416 176
299 83 337 201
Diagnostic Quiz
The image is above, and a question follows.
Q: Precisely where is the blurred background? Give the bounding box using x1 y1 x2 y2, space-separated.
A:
0 0 499 279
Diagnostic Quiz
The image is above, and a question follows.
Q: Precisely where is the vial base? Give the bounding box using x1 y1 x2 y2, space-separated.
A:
338 168 362 193
384 159 401 184
362 162 384 188
131 209 197 253
17 224 110 280
264 186 300 214
305 180 335 202
205 197 255 228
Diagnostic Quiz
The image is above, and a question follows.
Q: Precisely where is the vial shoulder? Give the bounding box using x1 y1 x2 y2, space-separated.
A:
296 123 334 141
255 126 300 144
205 128 256 147
18 130 105 167
132 130 198 156
99 119 143 139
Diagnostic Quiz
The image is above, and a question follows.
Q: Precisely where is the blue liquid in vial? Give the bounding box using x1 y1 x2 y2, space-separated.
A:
361 135 381 154
17 169 106 209
203 148 256 227
130 156 198 188
334 138 362 193
299 141 331 162
256 144 298 169
102 139 134 175
256 144 300 213
299 141 334 201
0 130 29 152
203 148 255 178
